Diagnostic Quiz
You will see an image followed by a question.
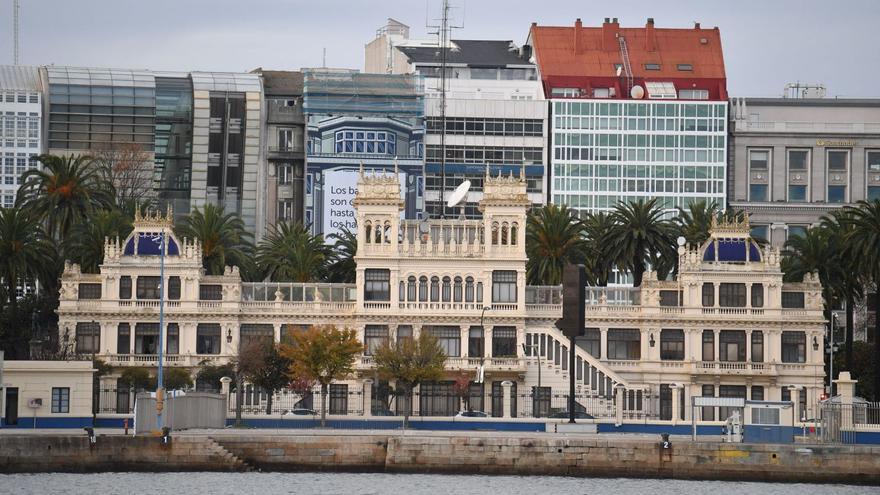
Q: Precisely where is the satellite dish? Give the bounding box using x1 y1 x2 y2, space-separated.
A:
447 180 471 209
630 85 645 99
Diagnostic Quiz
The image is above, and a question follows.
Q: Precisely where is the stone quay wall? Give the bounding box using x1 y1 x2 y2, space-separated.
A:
3 433 880 484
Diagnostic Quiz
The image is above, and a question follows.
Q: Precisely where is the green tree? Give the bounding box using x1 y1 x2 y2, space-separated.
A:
163 368 194 391
175 204 254 276
820 210 863 371
18 154 113 243
675 200 720 247
279 325 363 426
257 222 331 282
608 199 676 287
64 208 133 273
582 211 616 286
525 204 587 285
842 199 880 398
195 360 236 392
833 342 876 401
0 207 54 314
327 227 358 283
372 331 446 426
238 340 292 414
118 367 153 391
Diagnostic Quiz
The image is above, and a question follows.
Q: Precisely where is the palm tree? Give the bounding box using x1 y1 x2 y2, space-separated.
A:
607 199 676 287
327 227 357 283
675 200 720 247
782 227 840 344
257 222 330 282
820 210 863 372
582 211 616 286
0 207 55 314
175 204 254 276
65 208 134 273
525 204 587 285
843 199 880 399
18 154 114 242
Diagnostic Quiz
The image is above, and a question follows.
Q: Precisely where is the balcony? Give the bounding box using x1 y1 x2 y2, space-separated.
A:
103 354 226 367
692 360 773 375
268 145 304 159
356 355 524 372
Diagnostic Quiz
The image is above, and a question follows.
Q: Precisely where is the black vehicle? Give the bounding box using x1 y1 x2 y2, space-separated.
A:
455 410 489 418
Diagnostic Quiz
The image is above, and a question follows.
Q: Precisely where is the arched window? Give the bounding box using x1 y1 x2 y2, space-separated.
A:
441 276 451 302
453 276 463 302
510 222 518 245
374 223 382 244
399 281 405 301
365 222 372 244
407 276 416 301
465 276 474 302
384 221 391 244
430 276 440 302
418 276 428 302
491 222 499 245
476 282 483 302
501 222 509 245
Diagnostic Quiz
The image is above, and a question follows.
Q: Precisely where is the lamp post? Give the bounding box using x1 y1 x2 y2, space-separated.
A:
152 228 166 434
828 312 837 396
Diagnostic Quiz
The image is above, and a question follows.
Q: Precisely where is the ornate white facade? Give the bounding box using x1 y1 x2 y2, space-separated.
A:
56 171 826 422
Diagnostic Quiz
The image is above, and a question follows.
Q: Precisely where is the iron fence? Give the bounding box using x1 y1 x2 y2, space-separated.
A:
228 385 365 416
819 401 880 444
98 387 136 414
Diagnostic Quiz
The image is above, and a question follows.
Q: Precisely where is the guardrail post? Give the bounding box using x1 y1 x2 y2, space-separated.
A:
362 379 373 417
501 380 512 419
615 384 625 426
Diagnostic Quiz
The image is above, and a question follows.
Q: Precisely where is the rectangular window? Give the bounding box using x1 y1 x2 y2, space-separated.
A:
751 385 764 401
75 322 100 353
136 276 161 299
364 325 389 356
78 283 102 299
491 270 517 303
51 388 70 413
167 276 181 300
748 150 770 201
719 330 746 362
468 326 484 357
659 290 682 307
166 323 179 355
702 330 714 361
644 63 661 70
491 326 517 357
329 384 348 415
679 89 709 100
701 283 714 307
751 284 764 308
827 150 849 202
240 323 273 349
426 326 461 357
397 325 412 345
828 185 846 203
751 331 764 362
781 292 805 308
719 385 747 420
718 283 746 307
607 328 640 360
117 323 130 354
787 225 807 240
134 322 159 354
677 64 693 71
701 384 715 421
119 276 132 299
199 284 222 300
660 329 685 360
576 328 601 358
196 323 221 354
364 269 390 301
782 331 806 363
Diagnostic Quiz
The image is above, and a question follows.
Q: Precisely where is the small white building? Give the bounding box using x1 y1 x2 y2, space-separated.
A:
1 359 95 428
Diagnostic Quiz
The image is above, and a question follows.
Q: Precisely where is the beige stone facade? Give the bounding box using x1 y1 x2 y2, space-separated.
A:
56 171 826 423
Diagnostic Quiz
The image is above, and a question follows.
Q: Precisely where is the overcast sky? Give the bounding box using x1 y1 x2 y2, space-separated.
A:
1 0 877 97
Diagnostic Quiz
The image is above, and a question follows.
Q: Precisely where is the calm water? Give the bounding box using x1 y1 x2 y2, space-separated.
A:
0 473 875 495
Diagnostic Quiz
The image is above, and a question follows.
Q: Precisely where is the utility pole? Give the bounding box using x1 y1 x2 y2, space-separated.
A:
13 0 21 65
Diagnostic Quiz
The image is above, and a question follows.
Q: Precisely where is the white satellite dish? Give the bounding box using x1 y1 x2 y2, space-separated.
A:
447 180 471 209
630 85 645 99
447 180 471 220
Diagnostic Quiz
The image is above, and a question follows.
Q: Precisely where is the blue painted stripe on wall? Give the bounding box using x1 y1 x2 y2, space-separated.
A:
228 418 546 432
0 417 94 428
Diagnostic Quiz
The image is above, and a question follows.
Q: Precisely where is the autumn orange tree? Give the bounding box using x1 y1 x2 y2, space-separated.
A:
279 325 362 426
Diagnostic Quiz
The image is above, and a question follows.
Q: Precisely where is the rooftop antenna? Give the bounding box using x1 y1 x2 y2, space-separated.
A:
427 0 464 218
322 47 326 68
13 0 20 65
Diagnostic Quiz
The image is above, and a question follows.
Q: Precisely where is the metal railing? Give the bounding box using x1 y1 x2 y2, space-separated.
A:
819 401 880 444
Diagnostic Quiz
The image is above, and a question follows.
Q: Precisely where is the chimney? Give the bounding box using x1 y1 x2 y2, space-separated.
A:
645 18 656 51
574 18 582 54
694 21 701 29
602 17 619 51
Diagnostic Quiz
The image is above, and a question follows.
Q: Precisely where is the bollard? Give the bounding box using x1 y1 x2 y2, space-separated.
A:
161 426 172 448
659 432 672 462
84 427 97 450
123 417 129 436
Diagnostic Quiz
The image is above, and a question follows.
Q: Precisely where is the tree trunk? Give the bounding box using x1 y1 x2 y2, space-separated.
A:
845 292 854 371
266 389 274 415
235 374 243 427
320 383 328 427
632 256 644 287
403 385 412 429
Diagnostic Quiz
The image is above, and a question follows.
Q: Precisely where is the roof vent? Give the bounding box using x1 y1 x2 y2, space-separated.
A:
604 17 610 23
612 17 618 23
700 38 708 44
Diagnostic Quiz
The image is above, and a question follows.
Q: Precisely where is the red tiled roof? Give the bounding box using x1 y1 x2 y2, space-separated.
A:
529 21 726 80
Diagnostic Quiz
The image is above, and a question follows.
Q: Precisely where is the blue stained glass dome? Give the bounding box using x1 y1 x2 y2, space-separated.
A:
703 238 761 262
123 233 180 256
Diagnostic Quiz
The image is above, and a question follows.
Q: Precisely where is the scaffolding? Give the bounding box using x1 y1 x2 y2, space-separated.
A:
302 68 424 120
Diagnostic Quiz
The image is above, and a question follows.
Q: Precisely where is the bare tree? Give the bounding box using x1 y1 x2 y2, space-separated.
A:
94 143 155 208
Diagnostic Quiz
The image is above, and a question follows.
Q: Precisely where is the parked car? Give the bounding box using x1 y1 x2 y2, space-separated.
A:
283 408 318 416
372 408 396 416
549 410 594 419
455 410 489 418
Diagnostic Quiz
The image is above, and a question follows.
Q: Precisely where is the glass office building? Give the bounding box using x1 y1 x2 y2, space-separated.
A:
153 76 193 215
551 99 727 215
